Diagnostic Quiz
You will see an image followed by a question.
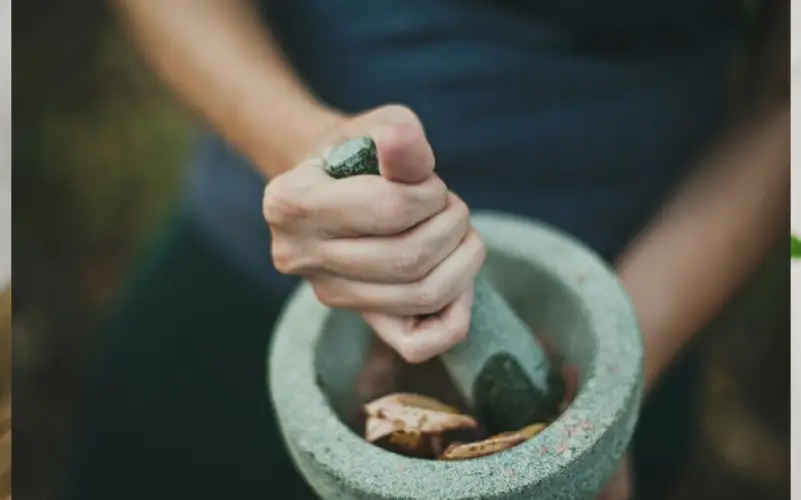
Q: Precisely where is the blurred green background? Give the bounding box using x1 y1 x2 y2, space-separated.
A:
12 2 790 499
14 3 191 498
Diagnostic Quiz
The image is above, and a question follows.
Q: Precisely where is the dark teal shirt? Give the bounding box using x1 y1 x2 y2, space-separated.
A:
187 1 746 294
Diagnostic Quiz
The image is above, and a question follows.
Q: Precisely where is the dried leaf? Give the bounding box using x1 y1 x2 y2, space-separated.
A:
387 430 428 456
438 422 548 461
518 422 547 439
364 392 552 461
378 405 477 434
365 416 402 443
364 393 476 438
365 393 462 416
439 433 525 460
363 393 478 457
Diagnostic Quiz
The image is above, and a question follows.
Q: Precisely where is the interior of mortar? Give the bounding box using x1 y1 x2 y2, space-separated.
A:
314 243 596 438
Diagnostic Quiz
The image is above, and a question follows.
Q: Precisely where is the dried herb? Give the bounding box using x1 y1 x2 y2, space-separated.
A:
364 393 478 457
439 423 546 460
362 359 581 460
363 393 550 460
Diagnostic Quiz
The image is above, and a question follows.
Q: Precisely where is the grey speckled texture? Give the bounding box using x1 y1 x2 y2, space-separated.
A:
319 137 555 424
268 212 643 499
443 278 555 429
324 137 380 178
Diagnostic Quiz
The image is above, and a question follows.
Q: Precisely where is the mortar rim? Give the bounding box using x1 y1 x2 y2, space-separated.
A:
268 211 643 499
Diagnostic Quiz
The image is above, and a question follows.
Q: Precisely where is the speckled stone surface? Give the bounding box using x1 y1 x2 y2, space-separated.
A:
324 136 380 178
443 278 555 430
268 212 643 499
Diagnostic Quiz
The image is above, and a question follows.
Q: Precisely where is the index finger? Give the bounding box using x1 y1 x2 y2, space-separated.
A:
311 174 449 237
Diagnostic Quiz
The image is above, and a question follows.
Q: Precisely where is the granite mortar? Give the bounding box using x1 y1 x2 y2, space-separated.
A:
269 210 643 499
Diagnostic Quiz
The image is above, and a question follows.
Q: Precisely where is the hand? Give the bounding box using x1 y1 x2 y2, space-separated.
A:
597 453 633 500
263 105 485 363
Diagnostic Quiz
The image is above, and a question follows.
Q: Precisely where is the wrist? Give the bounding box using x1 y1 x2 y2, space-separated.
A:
244 98 347 179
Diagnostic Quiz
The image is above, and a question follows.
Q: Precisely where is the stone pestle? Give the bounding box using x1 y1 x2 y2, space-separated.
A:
323 137 558 429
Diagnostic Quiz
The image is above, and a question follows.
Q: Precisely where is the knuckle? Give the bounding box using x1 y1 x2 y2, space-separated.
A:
411 279 448 314
262 181 310 226
426 176 449 204
271 241 303 275
373 187 412 233
396 245 433 281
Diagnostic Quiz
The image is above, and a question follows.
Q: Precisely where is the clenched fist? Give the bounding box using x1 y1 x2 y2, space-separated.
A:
263 105 485 363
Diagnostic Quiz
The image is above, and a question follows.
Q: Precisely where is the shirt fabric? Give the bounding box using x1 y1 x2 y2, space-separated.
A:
185 0 746 296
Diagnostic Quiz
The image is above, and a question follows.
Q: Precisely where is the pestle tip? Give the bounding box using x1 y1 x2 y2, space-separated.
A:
324 137 379 179
472 353 563 432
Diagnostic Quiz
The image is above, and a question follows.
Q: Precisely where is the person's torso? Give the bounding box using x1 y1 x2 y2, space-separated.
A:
187 0 747 293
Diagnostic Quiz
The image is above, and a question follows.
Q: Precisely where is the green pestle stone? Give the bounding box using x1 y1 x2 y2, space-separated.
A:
324 136 380 179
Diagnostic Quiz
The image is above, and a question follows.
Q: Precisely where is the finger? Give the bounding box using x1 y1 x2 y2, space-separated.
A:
363 285 474 364
407 286 475 361
317 193 469 282
312 174 449 237
312 227 485 316
262 157 335 229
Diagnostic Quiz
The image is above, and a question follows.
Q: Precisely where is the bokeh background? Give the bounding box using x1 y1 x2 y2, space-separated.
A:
13 2 790 499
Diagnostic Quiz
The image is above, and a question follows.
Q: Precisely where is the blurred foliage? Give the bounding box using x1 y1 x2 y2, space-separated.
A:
15 2 191 320
14 3 192 499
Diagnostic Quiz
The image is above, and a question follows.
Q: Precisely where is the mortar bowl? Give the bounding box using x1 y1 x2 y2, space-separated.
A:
268 211 643 500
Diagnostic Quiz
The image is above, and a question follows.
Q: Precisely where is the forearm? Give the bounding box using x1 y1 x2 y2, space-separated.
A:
114 0 343 178
616 103 789 394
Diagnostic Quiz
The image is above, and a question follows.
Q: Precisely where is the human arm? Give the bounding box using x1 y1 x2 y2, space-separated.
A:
615 1 790 395
617 104 789 394
115 0 483 360
113 0 343 178
599 6 789 499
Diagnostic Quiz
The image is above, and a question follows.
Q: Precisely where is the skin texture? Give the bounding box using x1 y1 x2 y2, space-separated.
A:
114 0 485 361
115 1 789 498
263 106 485 362
113 0 341 178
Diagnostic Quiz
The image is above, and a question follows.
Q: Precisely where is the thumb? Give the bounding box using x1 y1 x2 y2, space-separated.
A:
352 105 435 184
375 121 435 184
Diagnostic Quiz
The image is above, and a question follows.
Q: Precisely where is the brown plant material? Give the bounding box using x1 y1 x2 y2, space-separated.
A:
364 393 478 457
518 422 548 439
365 393 463 416
363 360 579 461
439 422 547 461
